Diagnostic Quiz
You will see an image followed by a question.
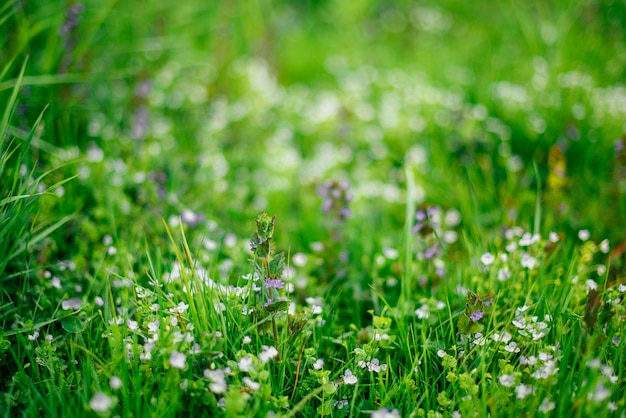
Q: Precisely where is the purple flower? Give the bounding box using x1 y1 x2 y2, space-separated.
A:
469 310 483 322
423 245 439 260
317 180 352 221
265 278 284 289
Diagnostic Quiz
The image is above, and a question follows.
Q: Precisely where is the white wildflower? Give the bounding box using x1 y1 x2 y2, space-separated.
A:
109 376 122 390
499 374 515 387
538 397 555 413
169 350 187 369
515 384 533 400
89 392 114 413
343 369 358 385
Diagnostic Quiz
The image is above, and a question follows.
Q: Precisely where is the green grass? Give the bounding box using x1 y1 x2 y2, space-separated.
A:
1 0 626 417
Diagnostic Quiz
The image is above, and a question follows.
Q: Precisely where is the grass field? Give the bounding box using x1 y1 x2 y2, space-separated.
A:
1 0 626 416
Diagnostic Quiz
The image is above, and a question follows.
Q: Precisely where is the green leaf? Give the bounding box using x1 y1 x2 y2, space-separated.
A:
0 337 10 352
266 300 290 313
317 403 332 416
322 383 337 395
61 317 84 333
456 313 472 334
255 212 275 240
269 252 285 277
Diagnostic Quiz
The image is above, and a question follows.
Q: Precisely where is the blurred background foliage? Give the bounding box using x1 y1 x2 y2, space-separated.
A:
1 0 626 278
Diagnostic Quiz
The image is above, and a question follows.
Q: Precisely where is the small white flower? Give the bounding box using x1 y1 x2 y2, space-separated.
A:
497 267 511 281
548 231 559 242
148 320 160 333
259 345 279 363
437 349 447 358
415 305 430 319
599 239 610 254
578 229 590 241
243 376 260 391
95 296 104 306
371 408 401 418
293 252 308 266
173 301 189 313
334 399 348 409
343 369 358 385
512 317 526 329
499 332 512 343
521 253 537 269
126 319 138 331
89 392 113 413
169 350 187 369
515 384 533 400
480 252 495 266
519 233 540 246
242 335 252 344
109 376 122 390
504 342 520 353
51 276 62 289
383 247 399 259
205 369 227 394
586 279 598 292
591 383 610 402
312 358 324 370
538 397 555 413
61 298 82 310
28 331 39 341
499 374 515 387
238 356 253 372
472 333 486 346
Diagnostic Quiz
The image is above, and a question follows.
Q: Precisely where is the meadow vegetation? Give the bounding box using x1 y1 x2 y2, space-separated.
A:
1 0 626 416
